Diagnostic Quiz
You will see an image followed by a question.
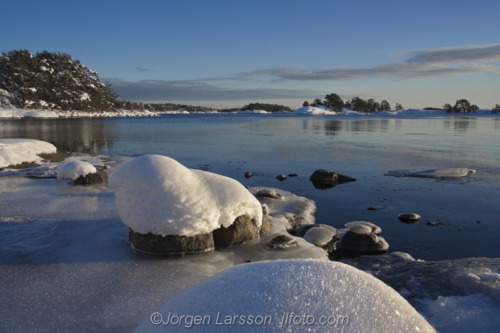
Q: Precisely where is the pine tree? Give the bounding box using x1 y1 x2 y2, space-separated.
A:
395 102 403 111
379 100 391 111
323 93 344 112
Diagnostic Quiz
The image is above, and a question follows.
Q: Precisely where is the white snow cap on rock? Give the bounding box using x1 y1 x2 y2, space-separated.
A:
108 155 263 236
134 259 435 333
57 161 97 180
0 139 57 168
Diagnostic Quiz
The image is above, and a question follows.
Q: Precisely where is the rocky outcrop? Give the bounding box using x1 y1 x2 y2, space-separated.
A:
341 225 389 254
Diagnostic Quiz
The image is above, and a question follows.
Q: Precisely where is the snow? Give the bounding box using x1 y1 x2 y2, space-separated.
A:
134 260 435 333
386 168 476 178
293 106 338 115
108 155 263 236
0 107 58 118
238 110 270 114
303 226 336 246
0 139 57 168
57 160 97 180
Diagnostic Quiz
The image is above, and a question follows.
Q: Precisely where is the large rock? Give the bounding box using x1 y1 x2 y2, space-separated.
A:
73 168 108 185
309 169 356 189
260 215 273 236
128 229 214 256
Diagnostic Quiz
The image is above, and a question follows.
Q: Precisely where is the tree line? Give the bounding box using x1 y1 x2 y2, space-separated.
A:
304 93 500 113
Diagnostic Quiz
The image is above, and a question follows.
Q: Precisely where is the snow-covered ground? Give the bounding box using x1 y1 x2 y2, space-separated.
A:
1 141 500 332
1 105 498 119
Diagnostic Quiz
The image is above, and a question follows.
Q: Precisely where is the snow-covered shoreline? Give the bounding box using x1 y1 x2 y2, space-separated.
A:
1 105 498 119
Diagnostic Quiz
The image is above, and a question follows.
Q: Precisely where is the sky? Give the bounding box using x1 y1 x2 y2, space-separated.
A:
3 0 500 109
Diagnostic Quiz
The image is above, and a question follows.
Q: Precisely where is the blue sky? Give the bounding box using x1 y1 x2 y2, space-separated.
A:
3 0 500 109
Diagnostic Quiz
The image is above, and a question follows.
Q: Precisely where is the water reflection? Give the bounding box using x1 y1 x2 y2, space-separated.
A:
443 118 477 134
0 118 115 154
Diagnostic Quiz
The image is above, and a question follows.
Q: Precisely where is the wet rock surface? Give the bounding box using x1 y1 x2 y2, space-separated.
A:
255 189 283 199
128 229 214 256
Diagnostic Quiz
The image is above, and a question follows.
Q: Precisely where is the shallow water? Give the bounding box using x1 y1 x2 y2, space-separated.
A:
1 114 499 261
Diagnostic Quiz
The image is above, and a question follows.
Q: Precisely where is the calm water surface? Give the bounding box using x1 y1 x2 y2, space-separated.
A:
1 114 499 261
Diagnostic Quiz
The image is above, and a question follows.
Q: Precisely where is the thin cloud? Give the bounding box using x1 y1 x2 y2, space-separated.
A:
235 43 500 82
135 67 154 72
106 78 321 101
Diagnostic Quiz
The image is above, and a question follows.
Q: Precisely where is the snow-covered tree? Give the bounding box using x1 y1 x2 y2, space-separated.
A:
0 50 118 111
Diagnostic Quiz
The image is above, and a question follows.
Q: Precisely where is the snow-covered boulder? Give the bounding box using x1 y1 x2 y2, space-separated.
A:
57 161 97 181
134 260 435 332
108 155 263 237
0 139 57 168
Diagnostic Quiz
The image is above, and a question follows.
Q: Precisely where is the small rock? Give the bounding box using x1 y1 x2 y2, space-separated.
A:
255 189 283 199
244 172 253 178
73 168 108 185
341 225 389 254
367 206 384 211
398 213 422 223
426 221 437 226
276 174 287 181
267 235 298 249
288 174 298 177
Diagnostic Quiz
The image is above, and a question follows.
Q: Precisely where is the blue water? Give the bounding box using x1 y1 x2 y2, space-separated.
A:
1 114 499 260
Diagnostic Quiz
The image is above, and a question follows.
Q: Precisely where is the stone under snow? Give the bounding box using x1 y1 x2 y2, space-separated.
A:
57 161 98 180
108 155 263 236
0 139 57 168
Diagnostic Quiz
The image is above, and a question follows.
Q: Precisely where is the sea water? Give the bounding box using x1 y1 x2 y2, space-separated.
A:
1 114 499 261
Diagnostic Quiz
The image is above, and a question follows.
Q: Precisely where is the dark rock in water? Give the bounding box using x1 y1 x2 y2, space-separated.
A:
73 168 108 185
288 173 298 177
255 189 283 199
309 169 356 189
214 215 262 248
128 229 214 256
276 174 287 181
426 221 437 226
398 213 422 223
341 225 389 254
260 215 273 236
267 235 298 249
367 206 384 211
244 172 253 178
